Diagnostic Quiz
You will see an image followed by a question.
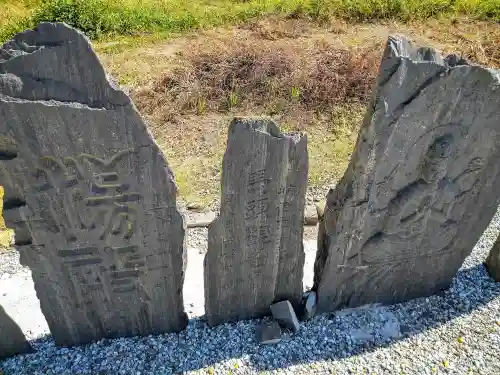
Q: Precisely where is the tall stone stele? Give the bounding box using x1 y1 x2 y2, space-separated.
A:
314 35 500 312
205 118 308 326
0 22 188 346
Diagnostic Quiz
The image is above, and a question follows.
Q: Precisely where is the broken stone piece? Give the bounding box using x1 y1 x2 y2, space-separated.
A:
186 202 207 212
485 234 500 282
304 205 318 226
315 200 326 221
257 320 282 345
186 212 217 228
270 300 300 333
300 291 317 321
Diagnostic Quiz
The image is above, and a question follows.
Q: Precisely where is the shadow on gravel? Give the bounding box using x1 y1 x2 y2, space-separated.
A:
246 263 500 372
2 262 498 375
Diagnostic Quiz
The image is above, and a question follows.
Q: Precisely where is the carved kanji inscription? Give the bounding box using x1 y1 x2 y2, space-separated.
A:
0 22 187 346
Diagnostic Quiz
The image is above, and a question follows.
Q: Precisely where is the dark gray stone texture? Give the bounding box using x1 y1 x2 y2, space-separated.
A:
485 236 500 282
300 291 316 321
205 117 308 326
0 22 187 346
303 205 318 226
0 305 33 359
314 35 500 312
257 320 282 345
270 300 300 333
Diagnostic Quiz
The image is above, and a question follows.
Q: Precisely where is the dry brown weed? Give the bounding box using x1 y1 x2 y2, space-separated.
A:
134 32 381 127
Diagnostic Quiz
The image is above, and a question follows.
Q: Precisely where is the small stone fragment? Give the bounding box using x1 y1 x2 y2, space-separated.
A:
257 320 281 345
271 300 300 333
485 233 500 281
304 205 318 226
187 212 217 228
300 291 317 321
315 200 326 221
186 202 207 212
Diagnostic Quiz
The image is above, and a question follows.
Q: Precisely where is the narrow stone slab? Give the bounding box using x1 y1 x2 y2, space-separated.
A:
205 117 308 326
0 23 187 346
314 35 500 312
0 305 33 359
270 300 300 333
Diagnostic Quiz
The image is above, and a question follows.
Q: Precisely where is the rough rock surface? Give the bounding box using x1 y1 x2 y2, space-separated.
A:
485 235 500 281
205 118 308 326
257 320 282 345
300 291 317 321
186 212 216 228
0 22 187 346
304 205 318 226
270 300 300 333
314 35 500 312
0 305 32 359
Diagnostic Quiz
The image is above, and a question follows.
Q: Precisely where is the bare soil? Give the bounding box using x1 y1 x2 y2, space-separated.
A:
96 17 499 207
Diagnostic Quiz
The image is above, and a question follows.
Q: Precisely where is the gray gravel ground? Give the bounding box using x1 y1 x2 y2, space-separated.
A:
0 250 26 275
1 212 500 374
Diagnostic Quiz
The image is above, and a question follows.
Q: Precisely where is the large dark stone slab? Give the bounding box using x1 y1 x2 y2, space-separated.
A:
314 35 500 312
0 305 33 359
0 23 187 346
205 118 308 326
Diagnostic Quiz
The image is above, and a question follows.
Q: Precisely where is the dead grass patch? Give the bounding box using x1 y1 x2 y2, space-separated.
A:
130 28 381 204
123 17 499 205
134 31 381 127
90 17 500 206
130 25 383 205
406 18 500 67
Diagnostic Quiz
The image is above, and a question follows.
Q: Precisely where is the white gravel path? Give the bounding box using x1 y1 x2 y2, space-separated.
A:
1 215 499 374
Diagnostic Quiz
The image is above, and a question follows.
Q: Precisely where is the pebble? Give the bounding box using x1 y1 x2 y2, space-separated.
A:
0 250 27 275
1 206 499 375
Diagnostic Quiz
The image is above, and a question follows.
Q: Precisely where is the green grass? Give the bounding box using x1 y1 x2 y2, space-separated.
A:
280 105 364 188
1 0 499 43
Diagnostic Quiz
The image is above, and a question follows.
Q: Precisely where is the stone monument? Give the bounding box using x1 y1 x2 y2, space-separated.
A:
0 22 187 346
314 35 500 312
205 118 308 326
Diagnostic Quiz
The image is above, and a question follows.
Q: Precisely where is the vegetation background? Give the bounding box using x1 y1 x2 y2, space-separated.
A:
0 0 499 247
1 0 499 42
